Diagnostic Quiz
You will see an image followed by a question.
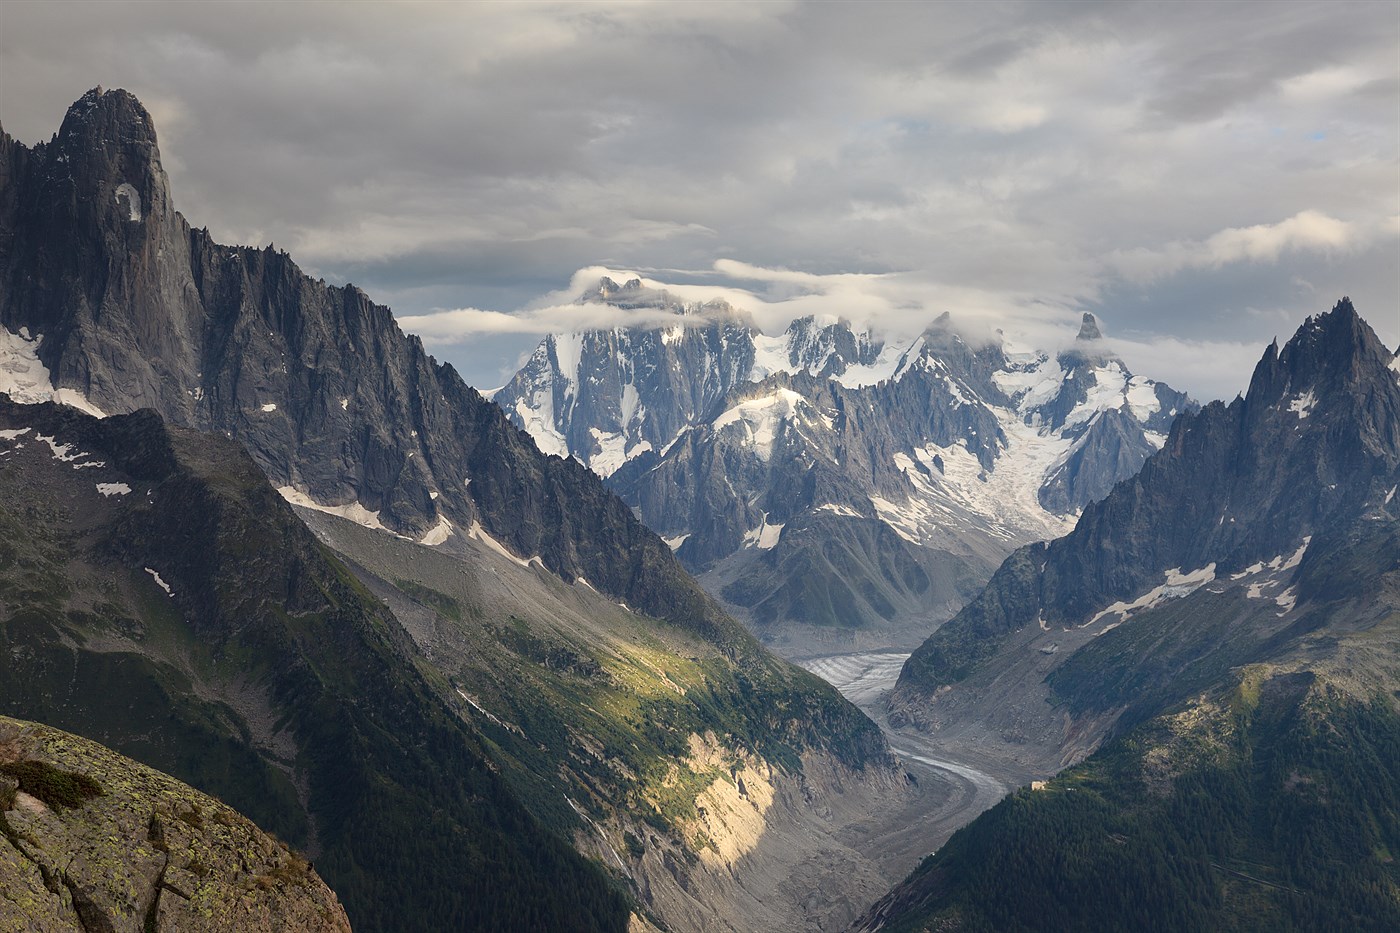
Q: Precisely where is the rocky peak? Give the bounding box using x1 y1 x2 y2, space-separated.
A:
1076 312 1103 342
784 315 883 376
897 299 1399 698
591 275 658 308
50 86 171 231
1247 297 1391 407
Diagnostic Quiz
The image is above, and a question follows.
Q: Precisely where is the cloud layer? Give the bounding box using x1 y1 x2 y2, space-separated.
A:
2 0 1395 401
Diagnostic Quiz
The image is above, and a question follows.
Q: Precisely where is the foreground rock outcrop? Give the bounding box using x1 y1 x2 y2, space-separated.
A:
0 715 351 933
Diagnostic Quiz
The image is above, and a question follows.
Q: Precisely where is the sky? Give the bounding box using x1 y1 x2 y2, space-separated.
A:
2 0 1396 400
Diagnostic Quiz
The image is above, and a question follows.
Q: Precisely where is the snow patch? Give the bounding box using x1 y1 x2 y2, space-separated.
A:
144 567 173 597
1064 363 1129 429
619 382 640 428
277 485 394 533
588 427 629 477
1125 376 1162 422
815 503 863 518
1 326 106 414
340 398 349 411
1229 537 1312 580
551 333 583 399
513 395 569 458
835 339 913 388
1288 390 1317 419
114 182 141 221
53 389 107 418
993 354 1064 414
712 389 828 462
663 534 690 551
260 403 278 412
35 434 100 466
1086 563 1217 627
756 522 784 549
96 482 131 497
750 332 795 381
0 327 56 405
0 428 32 441
465 521 544 569
419 515 453 546
742 514 785 550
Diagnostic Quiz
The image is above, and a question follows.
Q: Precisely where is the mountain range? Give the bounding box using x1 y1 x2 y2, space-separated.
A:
0 87 929 932
860 299 1400 930
2 86 1397 933
495 278 1193 652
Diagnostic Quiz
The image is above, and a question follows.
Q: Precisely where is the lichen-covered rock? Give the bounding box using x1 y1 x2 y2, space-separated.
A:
0 716 351 933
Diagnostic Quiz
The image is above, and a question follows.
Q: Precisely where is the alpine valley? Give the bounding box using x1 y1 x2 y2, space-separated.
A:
0 88 940 933
1 85 1396 933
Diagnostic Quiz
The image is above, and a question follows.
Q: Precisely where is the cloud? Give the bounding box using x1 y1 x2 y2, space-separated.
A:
1104 335 1266 402
2 1 1395 397
402 259 1281 403
1109 210 1361 281
403 260 1084 357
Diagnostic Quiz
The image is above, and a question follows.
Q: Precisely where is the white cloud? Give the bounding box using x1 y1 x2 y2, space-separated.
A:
1109 210 1360 281
403 260 1283 403
1104 336 1265 402
3 1 1395 396
403 260 1083 355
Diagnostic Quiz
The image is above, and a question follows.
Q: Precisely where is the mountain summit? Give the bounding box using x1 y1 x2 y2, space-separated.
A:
1075 311 1103 341
864 297 1400 932
890 298 1400 768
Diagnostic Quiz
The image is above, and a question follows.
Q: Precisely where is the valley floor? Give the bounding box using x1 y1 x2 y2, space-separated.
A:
798 652 1033 876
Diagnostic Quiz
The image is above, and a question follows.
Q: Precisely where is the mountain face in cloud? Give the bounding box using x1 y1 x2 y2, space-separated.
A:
494 281 1193 653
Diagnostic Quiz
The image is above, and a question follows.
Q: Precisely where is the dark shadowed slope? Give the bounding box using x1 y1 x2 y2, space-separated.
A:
0 399 631 932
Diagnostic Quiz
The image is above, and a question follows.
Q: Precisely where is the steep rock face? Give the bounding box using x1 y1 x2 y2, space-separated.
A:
0 400 632 933
0 716 351 933
890 300 1400 763
499 297 1193 651
0 88 754 655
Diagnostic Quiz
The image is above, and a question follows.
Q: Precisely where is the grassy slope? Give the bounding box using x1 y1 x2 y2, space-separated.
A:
304 509 889 868
879 667 1400 933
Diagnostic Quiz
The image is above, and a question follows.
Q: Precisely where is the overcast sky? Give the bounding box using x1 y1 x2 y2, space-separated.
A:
3 0 1396 399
